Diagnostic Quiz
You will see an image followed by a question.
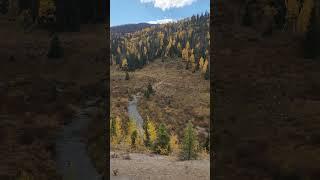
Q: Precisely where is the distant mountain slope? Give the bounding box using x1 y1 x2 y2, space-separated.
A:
111 23 157 34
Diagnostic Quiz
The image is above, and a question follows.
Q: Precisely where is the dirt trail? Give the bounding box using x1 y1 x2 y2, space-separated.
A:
55 101 101 180
110 152 210 180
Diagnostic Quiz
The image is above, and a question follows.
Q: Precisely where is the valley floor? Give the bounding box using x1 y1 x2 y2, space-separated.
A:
111 58 210 179
110 151 210 180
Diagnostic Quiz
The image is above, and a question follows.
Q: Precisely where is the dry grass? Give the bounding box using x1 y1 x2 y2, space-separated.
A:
111 58 210 146
0 20 106 179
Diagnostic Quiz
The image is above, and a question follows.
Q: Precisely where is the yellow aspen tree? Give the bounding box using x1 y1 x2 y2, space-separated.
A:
199 57 205 70
39 0 55 17
182 48 188 61
121 58 128 70
202 59 209 74
117 46 121 54
143 116 157 147
190 53 196 71
286 0 301 32
186 41 190 50
297 0 314 33
169 133 180 154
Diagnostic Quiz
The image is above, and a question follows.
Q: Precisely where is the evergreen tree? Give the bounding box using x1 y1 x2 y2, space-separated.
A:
242 4 252 26
131 130 137 147
180 121 199 160
125 71 130 80
304 6 319 59
154 123 170 155
147 82 154 94
0 0 8 14
111 116 123 145
125 118 137 145
47 34 63 58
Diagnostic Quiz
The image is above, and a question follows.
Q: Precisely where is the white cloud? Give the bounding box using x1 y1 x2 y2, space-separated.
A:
141 0 197 11
147 18 176 24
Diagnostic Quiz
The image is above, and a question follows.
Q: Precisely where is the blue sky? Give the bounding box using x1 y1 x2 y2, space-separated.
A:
111 0 210 27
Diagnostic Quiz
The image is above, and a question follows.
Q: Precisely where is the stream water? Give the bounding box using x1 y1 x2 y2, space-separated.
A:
128 95 144 134
55 103 100 180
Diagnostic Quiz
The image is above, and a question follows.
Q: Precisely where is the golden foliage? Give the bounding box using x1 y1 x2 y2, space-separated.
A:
125 118 138 145
202 59 209 74
297 0 314 33
39 0 55 17
17 171 34 180
121 58 128 69
182 48 189 61
199 57 205 70
286 0 300 18
169 133 180 154
144 116 157 145
111 116 123 145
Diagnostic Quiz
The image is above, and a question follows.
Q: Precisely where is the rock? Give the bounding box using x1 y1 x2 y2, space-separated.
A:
112 169 119 176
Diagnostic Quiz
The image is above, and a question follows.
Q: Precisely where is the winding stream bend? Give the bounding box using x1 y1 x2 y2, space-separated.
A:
55 104 100 180
128 95 144 134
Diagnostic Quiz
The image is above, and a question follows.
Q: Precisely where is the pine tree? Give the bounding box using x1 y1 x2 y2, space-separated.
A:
47 34 63 58
131 130 138 147
180 121 199 160
0 0 8 14
125 71 130 80
154 123 170 155
304 5 319 59
147 82 154 94
242 4 252 26
125 118 137 145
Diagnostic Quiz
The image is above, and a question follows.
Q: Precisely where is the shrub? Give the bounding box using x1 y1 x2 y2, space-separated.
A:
180 121 199 160
131 130 137 147
17 10 33 32
154 123 170 155
147 83 154 94
144 89 150 99
47 34 63 58
125 71 130 80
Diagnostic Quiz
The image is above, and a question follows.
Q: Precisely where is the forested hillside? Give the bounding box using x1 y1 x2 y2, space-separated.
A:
110 12 210 79
111 23 156 35
214 0 320 180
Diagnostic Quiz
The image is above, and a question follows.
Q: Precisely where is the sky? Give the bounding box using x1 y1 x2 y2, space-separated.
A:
111 0 210 27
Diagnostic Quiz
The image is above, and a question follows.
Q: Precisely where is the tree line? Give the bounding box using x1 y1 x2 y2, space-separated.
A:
111 12 210 80
110 116 204 160
242 0 320 58
0 0 106 31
